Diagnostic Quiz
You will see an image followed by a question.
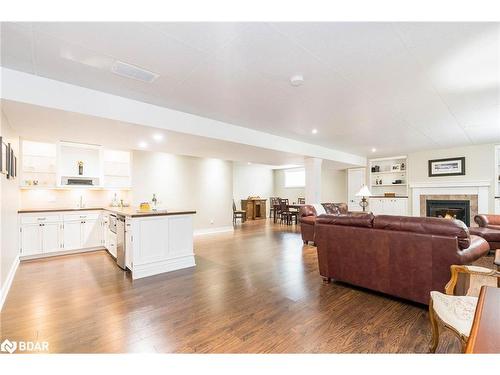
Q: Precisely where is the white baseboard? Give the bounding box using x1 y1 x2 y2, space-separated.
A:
19 246 105 261
132 255 195 280
194 226 234 236
0 256 20 311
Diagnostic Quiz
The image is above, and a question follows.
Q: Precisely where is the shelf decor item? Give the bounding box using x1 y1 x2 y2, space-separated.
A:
428 157 465 177
78 160 84 176
356 185 372 212
391 163 401 171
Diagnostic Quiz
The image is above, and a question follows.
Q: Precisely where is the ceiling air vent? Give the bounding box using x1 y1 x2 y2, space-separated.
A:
111 61 159 83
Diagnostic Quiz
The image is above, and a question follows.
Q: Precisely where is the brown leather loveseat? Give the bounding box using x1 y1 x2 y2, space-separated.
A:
299 203 348 244
314 214 490 304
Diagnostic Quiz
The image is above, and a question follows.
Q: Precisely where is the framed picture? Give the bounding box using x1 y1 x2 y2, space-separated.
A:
428 157 465 177
0 137 6 175
6 143 12 179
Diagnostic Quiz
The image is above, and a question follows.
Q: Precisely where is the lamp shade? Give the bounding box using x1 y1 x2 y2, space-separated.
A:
355 185 372 197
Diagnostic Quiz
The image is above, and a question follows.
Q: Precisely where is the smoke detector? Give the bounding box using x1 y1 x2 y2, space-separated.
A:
290 74 304 87
111 61 159 83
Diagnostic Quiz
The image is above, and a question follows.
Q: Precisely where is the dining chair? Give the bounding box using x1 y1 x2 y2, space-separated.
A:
279 199 297 225
269 197 277 219
298 197 305 204
429 265 500 353
233 200 246 225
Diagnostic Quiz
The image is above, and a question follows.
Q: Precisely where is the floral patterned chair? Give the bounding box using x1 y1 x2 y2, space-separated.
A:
429 265 500 353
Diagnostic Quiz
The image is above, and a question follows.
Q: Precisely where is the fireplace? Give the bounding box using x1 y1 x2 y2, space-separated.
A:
426 200 470 226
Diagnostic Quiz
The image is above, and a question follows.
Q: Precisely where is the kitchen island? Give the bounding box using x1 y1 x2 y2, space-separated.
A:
18 207 197 280
111 208 197 279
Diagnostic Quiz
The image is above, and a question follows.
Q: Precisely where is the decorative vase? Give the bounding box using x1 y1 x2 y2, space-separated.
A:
78 161 83 176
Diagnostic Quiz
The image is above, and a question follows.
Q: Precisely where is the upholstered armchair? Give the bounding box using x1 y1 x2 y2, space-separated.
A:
474 214 500 230
429 265 500 353
470 214 500 268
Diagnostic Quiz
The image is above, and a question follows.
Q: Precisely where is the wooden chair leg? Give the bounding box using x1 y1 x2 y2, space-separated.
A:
429 299 440 353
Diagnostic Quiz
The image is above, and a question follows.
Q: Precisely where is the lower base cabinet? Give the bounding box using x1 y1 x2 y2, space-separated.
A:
20 211 104 258
368 198 408 216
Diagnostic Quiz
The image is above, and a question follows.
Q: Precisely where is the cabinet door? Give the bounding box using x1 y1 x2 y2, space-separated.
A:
82 219 101 248
63 221 82 250
21 224 42 256
108 231 117 258
42 223 62 253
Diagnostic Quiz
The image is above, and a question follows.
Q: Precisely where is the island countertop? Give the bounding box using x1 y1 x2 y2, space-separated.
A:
18 207 196 217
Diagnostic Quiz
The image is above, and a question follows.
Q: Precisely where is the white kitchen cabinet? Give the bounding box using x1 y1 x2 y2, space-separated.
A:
368 198 408 216
20 224 42 256
82 219 101 248
20 211 104 258
20 222 62 255
63 221 82 250
42 222 62 253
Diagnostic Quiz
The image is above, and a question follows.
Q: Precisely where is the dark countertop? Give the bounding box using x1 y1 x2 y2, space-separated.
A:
19 207 196 217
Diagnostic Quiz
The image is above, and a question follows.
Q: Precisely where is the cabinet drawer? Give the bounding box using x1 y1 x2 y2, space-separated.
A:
63 212 100 222
21 214 61 224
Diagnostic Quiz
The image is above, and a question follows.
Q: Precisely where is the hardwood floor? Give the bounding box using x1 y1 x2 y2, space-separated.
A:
1 219 485 353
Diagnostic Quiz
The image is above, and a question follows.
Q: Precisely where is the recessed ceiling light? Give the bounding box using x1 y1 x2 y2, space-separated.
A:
371 148 377 153
247 162 252 165
290 74 304 87
138 141 148 148
312 129 318 134
111 61 159 83
152 133 163 142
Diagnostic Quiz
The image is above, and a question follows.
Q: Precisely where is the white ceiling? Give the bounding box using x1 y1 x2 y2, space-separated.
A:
1 22 499 156
1 99 354 170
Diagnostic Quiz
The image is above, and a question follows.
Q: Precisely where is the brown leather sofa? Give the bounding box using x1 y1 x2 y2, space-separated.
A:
314 214 490 304
470 214 500 268
299 203 348 244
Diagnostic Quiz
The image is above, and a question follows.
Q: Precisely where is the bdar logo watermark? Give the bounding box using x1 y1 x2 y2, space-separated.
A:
1 339 49 354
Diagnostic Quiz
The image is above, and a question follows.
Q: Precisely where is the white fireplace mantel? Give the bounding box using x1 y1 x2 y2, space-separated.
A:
411 180 490 217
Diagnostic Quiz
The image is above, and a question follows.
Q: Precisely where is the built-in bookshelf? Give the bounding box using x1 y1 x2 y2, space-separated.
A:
21 140 57 188
368 155 408 197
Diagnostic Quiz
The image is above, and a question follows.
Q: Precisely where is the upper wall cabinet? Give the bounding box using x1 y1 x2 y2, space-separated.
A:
20 140 131 189
21 140 57 188
103 149 131 188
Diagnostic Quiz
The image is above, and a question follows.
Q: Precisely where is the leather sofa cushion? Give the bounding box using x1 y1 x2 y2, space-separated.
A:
316 213 374 228
373 215 471 250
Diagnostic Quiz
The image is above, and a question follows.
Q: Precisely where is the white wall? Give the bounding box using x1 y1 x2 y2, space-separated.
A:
408 143 496 212
273 166 348 204
131 150 233 232
232 163 274 214
1 110 20 307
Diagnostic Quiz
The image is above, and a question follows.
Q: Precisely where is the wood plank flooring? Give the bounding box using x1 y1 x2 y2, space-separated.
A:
1 219 489 353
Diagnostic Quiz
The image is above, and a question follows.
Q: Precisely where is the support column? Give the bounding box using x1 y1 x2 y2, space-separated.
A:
304 157 322 204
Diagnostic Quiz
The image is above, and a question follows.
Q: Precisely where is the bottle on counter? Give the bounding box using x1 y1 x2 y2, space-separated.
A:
111 193 119 207
152 194 158 210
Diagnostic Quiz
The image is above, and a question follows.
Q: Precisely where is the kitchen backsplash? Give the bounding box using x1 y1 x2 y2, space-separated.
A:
20 189 132 209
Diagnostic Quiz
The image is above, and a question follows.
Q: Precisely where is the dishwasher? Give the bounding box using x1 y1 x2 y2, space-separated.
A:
116 215 127 270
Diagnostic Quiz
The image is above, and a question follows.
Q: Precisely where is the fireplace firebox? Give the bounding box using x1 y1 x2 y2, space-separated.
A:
426 200 470 226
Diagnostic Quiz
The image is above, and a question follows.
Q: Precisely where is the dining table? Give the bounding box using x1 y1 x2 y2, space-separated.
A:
273 203 305 223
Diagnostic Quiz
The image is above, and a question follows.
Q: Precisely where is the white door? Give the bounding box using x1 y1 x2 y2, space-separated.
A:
347 168 366 212
82 219 101 248
42 223 61 253
21 224 42 256
63 221 82 250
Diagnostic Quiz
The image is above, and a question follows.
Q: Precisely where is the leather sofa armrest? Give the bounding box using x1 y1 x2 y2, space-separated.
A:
299 205 317 218
458 235 490 264
474 214 500 227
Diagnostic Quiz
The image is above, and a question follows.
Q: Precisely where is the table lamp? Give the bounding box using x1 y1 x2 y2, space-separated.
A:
355 185 372 212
